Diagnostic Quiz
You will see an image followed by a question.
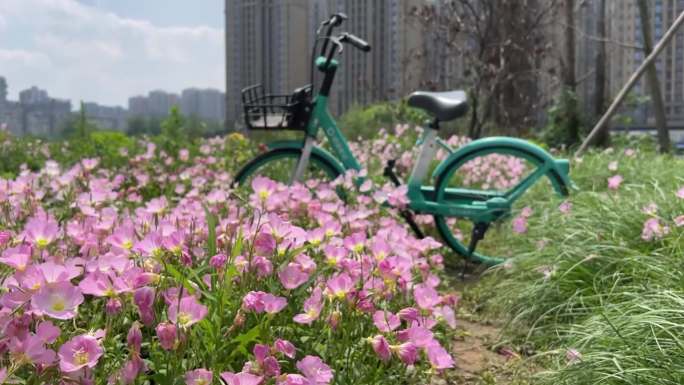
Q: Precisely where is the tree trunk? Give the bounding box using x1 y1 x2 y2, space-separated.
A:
591 0 610 147
636 0 671 153
564 0 576 89
564 0 580 144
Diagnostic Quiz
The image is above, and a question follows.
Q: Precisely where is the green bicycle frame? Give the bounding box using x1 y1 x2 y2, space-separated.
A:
278 56 571 225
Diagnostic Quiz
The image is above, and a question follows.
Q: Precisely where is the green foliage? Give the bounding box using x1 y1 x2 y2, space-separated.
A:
540 89 583 149
470 144 684 384
127 116 163 136
339 100 429 139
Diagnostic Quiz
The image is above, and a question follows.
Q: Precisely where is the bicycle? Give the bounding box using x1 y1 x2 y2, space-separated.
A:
233 13 574 266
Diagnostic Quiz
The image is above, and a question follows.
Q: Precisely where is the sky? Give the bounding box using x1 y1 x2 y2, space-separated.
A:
0 0 224 108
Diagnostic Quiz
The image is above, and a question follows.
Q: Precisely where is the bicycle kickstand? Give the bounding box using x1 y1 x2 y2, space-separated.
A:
384 159 425 239
462 222 490 279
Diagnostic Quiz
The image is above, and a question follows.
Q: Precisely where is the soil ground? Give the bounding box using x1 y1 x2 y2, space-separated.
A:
438 270 539 385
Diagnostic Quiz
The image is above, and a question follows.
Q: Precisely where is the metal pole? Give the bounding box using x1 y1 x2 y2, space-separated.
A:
575 9 684 156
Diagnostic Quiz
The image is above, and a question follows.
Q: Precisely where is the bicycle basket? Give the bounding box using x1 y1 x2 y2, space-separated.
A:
241 84 313 130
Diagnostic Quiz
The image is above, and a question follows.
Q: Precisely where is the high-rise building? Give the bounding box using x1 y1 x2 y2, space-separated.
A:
225 0 431 124
83 102 129 131
309 0 427 115
608 0 684 126
128 91 180 118
148 90 180 117
181 88 225 122
225 0 310 124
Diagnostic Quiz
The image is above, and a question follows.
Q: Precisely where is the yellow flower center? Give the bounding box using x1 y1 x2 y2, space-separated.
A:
74 351 89 365
335 290 346 300
307 309 318 318
52 299 66 312
353 244 364 253
122 240 133 250
36 237 49 248
325 229 335 238
104 288 116 297
258 190 270 201
196 380 208 385
177 312 192 326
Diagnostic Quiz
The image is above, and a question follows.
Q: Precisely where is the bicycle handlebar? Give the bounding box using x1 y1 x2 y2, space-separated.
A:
340 33 371 52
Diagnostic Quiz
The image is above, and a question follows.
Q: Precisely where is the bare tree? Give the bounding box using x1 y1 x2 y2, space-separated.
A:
636 0 670 153
411 0 559 138
590 0 610 147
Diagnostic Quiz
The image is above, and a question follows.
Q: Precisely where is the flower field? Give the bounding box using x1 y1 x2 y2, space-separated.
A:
0 128 471 385
2 124 681 385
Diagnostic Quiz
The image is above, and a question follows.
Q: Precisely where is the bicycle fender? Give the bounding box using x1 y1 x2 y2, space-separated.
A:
432 137 575 197
266 140 346 176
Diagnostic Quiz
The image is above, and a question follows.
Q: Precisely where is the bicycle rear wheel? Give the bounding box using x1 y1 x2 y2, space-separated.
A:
433 145 570 266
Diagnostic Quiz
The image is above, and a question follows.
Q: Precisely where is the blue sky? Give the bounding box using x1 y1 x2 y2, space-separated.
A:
0 0 224 108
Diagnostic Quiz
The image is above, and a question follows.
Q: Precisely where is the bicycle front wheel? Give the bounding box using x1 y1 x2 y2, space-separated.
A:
232 147 344 188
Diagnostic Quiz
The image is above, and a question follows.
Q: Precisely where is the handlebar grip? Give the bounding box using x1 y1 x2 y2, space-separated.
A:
342 33 371 52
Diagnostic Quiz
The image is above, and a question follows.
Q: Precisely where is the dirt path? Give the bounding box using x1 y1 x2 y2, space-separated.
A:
439 272 537 384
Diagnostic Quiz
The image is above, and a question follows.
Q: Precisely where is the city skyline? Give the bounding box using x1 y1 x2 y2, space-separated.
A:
0 0 223 107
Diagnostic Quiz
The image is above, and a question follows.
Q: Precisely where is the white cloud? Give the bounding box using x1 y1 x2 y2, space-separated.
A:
0 0 223 107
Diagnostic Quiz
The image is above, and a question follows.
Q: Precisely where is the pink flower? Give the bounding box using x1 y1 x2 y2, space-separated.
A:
0 245 31 272
559 200 572 214
156 322 178 350
278 374 308 385
168 296 208 327
185 368 213 385
8 334 56 366
274 339 296 359
22 215 59 248
127 322 142 353
641 218 670 241
134 287 156 325
31 281 84 320
426 342 454 369
252 177 277 203
566 348 582 364
36 321 61 344
413 284 441 310
369 335 391 361
220 372 264 385
278 264 310 290
242 291 287 314
58 334 104 373
675 215 684 227
293 288 324 324
325 273 354 300
677 187 684 199
210 253 227 269
372 310 401 332
296 356 333 385
512 215 528 234
120 357 146 384
607 175 623 190
391 342 418 365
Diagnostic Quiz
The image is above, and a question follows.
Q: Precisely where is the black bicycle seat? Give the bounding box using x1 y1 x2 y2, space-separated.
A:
407 90 468 122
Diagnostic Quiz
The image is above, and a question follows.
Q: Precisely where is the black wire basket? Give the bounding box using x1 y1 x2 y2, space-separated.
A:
241 84 313 130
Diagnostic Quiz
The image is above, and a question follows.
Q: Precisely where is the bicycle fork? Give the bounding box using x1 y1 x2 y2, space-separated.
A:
291 136 316 184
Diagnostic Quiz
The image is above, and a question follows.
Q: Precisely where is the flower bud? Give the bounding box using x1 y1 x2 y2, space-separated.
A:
155 322 177 350
127 322 142 353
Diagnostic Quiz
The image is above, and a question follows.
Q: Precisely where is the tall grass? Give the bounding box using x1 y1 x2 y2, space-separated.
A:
470 144 684 384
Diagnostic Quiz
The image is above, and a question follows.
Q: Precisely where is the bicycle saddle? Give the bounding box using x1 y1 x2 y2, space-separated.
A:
407 90 468 122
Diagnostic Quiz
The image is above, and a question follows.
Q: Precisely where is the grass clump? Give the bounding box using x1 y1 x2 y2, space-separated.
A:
469 143 684 384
